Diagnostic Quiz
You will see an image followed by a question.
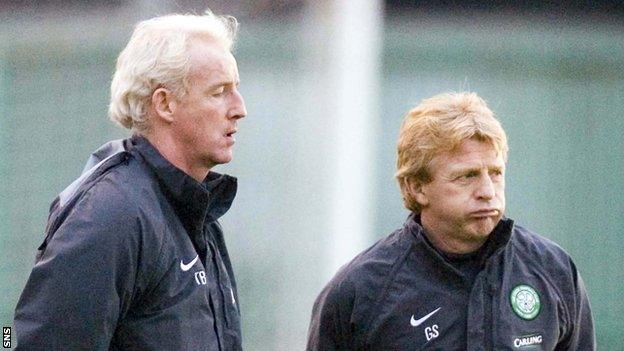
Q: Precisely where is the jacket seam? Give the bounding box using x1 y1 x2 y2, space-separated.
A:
361 234 414 347
131 196 172 303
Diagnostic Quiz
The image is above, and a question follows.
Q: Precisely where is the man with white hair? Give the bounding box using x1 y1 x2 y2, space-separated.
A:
307 92 595 350
14 11 247 350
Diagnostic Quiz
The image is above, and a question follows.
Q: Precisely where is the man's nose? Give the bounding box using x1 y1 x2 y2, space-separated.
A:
475 174 496 200
229 88 247 120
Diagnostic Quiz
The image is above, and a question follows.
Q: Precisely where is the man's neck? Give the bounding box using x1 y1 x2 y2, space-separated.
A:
141 132 211 183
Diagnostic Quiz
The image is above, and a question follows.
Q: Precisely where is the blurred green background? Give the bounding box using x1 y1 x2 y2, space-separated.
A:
1 1 623 349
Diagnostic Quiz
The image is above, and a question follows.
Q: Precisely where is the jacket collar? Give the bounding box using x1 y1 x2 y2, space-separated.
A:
406 212 514 258
130 135 237 236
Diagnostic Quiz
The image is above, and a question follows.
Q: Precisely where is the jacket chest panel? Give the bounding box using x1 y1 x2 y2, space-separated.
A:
460 248 564 351
364 277 470 350
161 220 241 349
483 268 563 350
140 222 212 313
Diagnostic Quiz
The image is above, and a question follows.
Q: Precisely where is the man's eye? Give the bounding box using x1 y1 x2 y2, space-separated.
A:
212 88 225 96
454 172 474 181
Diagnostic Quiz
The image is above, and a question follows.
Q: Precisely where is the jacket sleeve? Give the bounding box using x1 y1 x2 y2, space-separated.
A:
559 264 596 350
306 277 356 351
13 187 141 350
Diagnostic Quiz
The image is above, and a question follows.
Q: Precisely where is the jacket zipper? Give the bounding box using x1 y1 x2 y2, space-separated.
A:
484 283 495 350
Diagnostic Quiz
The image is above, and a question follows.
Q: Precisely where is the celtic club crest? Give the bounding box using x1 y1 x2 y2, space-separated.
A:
510 284 541 320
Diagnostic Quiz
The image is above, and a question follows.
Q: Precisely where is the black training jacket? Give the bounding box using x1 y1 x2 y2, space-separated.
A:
14 136 242 350
307 214 595 350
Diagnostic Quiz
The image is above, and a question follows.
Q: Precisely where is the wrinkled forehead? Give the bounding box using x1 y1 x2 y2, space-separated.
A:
429 138 505 173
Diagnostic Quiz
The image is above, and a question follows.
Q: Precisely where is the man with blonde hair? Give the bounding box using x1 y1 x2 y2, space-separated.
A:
307 92 595 350
15 11 246 350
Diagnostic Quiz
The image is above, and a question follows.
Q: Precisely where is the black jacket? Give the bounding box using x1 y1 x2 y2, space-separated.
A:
307 214 595 350
14 136 242 350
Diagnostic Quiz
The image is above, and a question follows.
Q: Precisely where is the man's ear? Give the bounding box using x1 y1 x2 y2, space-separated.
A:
407 178 429 208
151 87 176 123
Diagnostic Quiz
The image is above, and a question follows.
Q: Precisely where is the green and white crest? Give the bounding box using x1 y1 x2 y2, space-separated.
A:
510 284 541 320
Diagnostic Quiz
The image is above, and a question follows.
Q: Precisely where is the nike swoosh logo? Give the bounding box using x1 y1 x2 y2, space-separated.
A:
410 307 441 327
180 255 199 271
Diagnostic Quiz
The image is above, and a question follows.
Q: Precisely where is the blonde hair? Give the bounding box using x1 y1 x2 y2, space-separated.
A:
396 92 508 213
108 11 239 133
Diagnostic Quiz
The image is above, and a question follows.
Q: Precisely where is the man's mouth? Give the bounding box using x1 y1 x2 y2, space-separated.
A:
470 209 500 218
224 130 237 145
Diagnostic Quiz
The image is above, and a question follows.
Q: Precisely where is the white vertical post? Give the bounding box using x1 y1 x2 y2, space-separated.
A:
305 0 384 274
330 0 383 272
270 2 383 347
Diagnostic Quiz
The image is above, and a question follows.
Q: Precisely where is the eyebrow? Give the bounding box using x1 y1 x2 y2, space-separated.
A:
449 165 504 177
207 79 239 89
449 168 479 178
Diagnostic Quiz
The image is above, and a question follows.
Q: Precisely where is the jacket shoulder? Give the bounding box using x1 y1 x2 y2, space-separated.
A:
83 155 156 209
509 224 580 291
511 224 575 268
42 153 167 256
319 227 414 318
340 228 413 288
308 227 414 348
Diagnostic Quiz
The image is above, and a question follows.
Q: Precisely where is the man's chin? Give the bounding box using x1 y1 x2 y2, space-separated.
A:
469 217 500 237
206 153 233 168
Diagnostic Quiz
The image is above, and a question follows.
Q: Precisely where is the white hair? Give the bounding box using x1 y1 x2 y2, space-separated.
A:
108 11 239 133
